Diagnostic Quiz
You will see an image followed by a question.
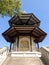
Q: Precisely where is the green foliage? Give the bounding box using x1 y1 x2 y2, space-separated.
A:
0 0 21 17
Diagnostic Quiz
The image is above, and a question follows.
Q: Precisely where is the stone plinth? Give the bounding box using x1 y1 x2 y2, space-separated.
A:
11 51 41 57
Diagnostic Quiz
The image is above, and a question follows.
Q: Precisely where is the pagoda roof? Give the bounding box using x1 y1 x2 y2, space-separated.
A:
2 26 47 43
9 13 40 27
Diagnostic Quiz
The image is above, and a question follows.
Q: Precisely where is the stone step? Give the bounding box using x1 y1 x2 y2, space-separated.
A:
2 56 45 65
11 51 41 57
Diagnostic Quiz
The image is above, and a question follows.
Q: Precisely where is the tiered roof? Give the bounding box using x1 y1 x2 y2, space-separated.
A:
2 13 47 43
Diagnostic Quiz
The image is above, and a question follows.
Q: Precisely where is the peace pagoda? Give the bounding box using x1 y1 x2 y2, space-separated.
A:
0 13 48 65
2 13 47 52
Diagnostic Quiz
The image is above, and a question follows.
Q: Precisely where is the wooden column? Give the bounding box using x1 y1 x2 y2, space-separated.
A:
37 43 39 49
17 36 19 51
30 35 32 51
9 43 12 52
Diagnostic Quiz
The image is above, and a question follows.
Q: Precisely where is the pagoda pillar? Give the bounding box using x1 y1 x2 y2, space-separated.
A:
32 38 36 51
13 38 17 51
30 36 32 51
9 43 12 52
37 43 39 49
32 42 36 51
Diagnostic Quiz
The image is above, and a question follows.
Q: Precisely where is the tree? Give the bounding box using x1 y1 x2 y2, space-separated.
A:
0 0 21 17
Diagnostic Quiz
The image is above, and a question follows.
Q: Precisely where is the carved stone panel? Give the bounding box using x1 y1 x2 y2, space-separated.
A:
19 36 30 51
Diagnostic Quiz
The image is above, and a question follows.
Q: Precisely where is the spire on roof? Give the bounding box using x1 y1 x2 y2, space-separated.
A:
22 11 27 13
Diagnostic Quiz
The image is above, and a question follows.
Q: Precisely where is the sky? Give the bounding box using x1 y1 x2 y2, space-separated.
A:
0 0 49 48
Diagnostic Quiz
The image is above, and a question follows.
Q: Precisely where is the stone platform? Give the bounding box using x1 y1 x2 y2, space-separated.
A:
2 57 45 65
1 47 47 65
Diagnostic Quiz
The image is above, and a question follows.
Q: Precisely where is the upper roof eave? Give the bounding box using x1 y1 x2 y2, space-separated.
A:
8 13 40 26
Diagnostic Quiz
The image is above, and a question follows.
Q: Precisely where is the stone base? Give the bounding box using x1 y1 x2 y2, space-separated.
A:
11 51 41 57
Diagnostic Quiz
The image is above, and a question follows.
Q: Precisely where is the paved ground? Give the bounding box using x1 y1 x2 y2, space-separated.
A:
2 56 45 65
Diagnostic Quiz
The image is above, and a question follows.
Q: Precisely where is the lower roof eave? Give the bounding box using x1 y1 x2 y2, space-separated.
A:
2 26 47 43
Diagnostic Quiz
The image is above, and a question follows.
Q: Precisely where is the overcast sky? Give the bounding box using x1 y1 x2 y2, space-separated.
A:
0 0 49 48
